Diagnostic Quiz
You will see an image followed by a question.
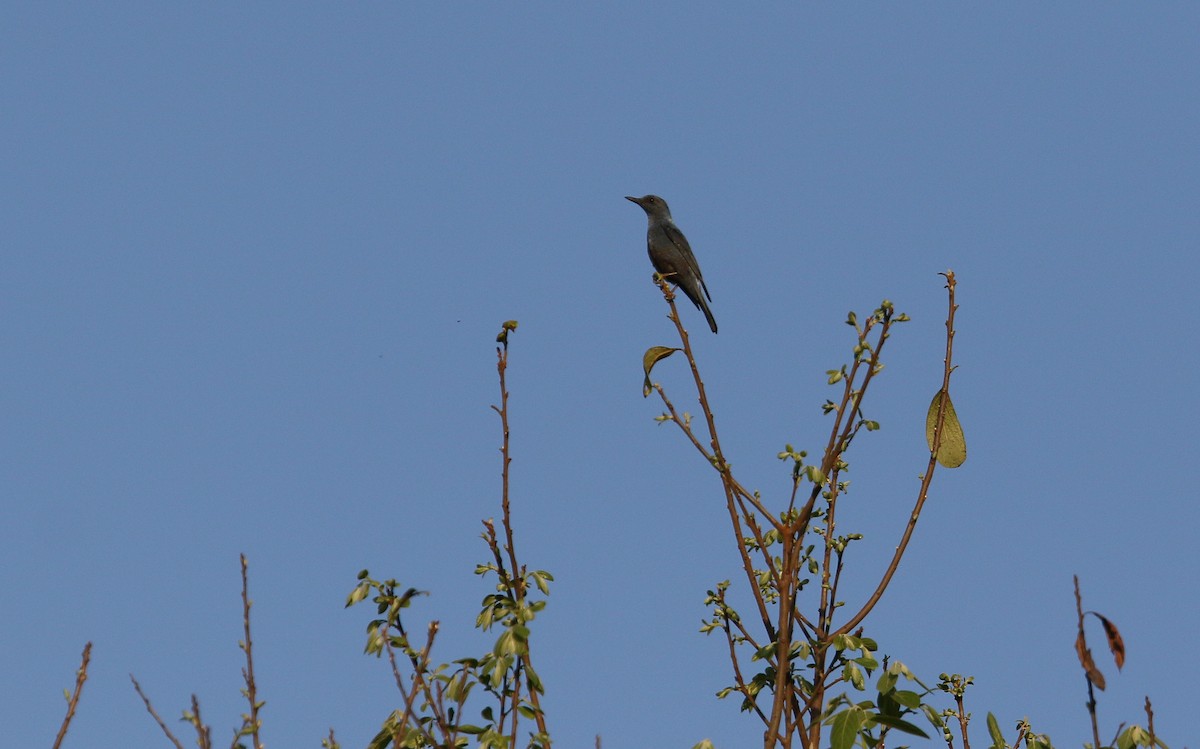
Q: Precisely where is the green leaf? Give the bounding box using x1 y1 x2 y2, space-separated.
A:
870 714 930 739
367 730 391 749
487 656 511 687
642 346 681 397
517 704 539 719
476 606 496 629
445 671 474 703
854 653 879 671
525 661 544 693
1117 725 1156 749
845 661 865 690
345 582 371 607
830 706 866 749
986 712 1004 748
752 643 776 661
494 629 520 655
496 319 518 343
926 389 967 468
530 569 555 595
509 623 531 643
920 704 946 730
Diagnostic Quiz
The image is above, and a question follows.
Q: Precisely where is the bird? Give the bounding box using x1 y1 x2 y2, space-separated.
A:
625 194 718 334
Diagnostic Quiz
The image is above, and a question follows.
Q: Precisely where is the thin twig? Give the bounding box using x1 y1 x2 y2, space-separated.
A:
833 275 956 636
1075 576 1102 749
190 694 213 749
237 554 263 749
653 286 779 635
654 279 795 746
1144 696 1156 744
720 602 770 724
798 310 900 749
381 620 441 747
52 642 92 749
491 340 529 749
734 493 784 593
130 675 186 749
492 330 550 742
955 692 971 749
494 338 525 600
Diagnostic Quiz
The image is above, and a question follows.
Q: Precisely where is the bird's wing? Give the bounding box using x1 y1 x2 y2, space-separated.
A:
663 223 712 301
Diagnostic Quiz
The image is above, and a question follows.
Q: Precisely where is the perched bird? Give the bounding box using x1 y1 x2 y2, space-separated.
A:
625 194 718 334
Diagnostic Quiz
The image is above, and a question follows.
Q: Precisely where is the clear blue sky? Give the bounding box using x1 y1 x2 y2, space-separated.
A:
5 4 1197 748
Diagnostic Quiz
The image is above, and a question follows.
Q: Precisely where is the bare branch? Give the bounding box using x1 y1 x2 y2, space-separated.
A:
236 554 263 749
130 675 186 749
51 642 92 749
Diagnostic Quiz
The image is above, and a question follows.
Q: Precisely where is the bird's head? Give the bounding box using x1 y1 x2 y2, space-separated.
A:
625 194 673 220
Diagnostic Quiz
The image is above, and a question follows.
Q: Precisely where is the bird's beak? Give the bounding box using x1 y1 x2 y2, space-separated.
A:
625 195 641 205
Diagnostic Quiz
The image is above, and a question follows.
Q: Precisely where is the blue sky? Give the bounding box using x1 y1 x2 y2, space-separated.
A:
5 3 1197 748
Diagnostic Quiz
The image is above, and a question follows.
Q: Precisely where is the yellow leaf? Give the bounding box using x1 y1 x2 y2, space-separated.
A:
926 389 967 468
642 346 681 397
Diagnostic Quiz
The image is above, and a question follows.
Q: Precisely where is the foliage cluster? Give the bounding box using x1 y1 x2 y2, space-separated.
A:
49 278 1167 749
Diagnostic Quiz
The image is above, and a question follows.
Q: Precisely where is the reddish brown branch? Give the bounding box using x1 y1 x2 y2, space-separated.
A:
51 642 92 749
130 675 186 749
834 275 956 637
491 331 550 742
237 554 263 749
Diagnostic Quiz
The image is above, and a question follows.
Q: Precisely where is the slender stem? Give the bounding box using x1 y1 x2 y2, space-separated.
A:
653 294 777 640
495 342 523 598
189 694 213 749
1011 724 1026 749
382 620 441 747
52 642 92 749
834 278 957 636
238 555 262 749
766 529 796 748
1075 576 1102 749
1144 696 1156 745
492 334 549 741
721 614 770 724
955 692 971 749
130 675 186 749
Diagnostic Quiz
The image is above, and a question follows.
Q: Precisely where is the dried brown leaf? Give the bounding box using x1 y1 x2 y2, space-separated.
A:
1075 629 1105 690
1093 612 1126 670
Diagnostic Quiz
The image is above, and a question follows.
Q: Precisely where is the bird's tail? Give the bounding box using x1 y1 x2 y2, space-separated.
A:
698 298 718 334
